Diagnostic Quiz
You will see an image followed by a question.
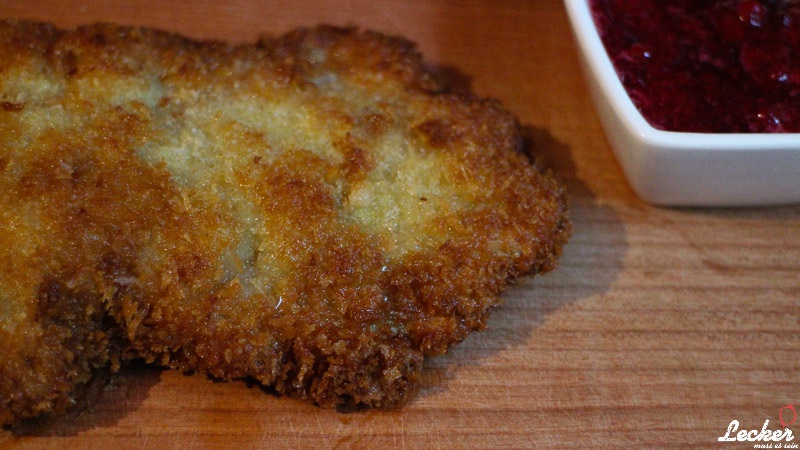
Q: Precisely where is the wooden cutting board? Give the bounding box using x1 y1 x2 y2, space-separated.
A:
2 1 799 448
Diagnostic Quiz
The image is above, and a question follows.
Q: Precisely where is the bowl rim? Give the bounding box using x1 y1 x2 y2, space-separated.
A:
563 0 800 150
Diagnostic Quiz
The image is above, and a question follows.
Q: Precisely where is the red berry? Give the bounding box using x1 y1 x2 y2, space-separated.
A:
737 0 767 28
780 6 800 45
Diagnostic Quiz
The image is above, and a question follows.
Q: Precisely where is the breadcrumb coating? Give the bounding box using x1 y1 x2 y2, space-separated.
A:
0 20 569 425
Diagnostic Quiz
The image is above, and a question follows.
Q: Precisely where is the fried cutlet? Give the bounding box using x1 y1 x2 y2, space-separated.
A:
0 20 569 425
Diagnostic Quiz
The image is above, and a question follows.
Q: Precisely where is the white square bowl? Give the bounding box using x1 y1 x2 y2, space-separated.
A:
563 0 800 207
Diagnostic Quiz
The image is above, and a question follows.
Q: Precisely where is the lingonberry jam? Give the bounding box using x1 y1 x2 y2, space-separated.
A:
590 0 800 133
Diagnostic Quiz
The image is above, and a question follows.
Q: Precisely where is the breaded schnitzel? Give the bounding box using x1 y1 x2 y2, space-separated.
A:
0 21 569 425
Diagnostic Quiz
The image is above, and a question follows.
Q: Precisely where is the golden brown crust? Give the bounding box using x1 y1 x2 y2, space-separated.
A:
0 20 569 424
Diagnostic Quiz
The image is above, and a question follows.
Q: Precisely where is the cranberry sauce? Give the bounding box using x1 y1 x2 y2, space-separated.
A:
590 0 800 133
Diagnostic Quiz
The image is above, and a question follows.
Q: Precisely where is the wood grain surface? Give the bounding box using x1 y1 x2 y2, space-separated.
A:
1 1 799 448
